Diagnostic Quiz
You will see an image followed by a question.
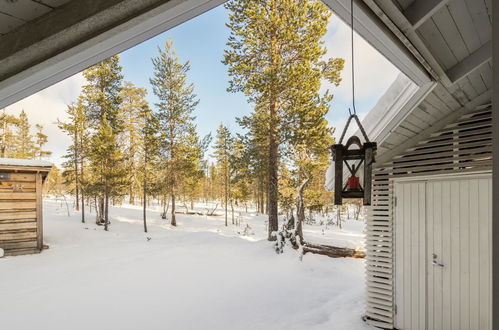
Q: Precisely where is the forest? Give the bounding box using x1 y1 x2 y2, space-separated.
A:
4 0 364 242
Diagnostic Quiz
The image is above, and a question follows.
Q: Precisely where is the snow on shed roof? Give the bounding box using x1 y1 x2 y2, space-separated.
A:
0 158 52 168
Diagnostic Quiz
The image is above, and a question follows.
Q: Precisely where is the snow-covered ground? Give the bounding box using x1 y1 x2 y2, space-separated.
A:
0 198 372 330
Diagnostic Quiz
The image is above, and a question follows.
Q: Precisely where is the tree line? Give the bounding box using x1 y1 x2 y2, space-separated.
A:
57 0 345 238
0 109 51 159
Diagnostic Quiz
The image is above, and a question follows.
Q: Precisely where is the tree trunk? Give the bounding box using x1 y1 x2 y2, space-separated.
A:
268 114 278 241
171 192 176 226
80 163 85 223
81 191 85 223
129 186 135 205
224 170 228 226
230 200 235 225
143 176 148 233
74 130 79 211
303 242 365 258
96 196 104 225
287 210 295 230
295 178 309 242
104 185 109 231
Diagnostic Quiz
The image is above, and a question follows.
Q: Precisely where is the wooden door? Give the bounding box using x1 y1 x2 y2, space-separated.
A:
395 176 491 330
394 181 427 330
426 177 492 330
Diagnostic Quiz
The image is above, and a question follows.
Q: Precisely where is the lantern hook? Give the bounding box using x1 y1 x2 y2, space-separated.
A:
338 113 370 145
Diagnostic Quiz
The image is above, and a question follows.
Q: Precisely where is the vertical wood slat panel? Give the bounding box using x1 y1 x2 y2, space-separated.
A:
434 182 443 330
394 183 404 328
459 180 470 328
36 173 42 250
418 183 426 330
427 182 434 330
450 180 461 330
469 180 480 330
410 183 418 328
403 183 411 327
478 178 491 329
394 182 426 330
441 181 451 330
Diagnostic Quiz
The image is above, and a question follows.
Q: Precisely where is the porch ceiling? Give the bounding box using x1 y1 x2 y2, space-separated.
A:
361 0 493 165
0 0 72 36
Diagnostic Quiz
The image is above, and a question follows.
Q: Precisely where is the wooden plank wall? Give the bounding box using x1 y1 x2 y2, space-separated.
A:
365 106 492 329
0 172 41 256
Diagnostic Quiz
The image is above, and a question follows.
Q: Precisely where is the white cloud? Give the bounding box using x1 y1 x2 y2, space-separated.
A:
4 73 85 167
323 15 400 105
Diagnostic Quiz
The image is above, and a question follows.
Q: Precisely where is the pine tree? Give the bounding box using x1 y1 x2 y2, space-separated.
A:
59 99 88 221
150 39 199 227
13 110 35 159
230 136 252 214
0 109 20 157
179 126 204 211
34 124 51 159
82 55 126 229
120 82 148 205
88 115 128 231
213 124 233 226
224 0 344 240
139 104 160 233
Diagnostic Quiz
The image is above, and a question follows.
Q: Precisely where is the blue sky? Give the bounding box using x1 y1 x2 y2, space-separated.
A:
6 3 400 166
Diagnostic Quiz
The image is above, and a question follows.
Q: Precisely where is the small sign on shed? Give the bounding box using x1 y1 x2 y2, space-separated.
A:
0 158 52 256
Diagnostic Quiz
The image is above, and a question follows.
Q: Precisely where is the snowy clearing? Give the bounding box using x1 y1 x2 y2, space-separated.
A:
0 199 372 330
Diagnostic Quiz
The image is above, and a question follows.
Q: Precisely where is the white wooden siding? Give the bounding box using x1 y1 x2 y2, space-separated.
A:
365 107 492 329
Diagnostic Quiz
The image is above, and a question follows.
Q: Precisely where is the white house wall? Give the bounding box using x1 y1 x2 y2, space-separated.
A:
365 105 492 329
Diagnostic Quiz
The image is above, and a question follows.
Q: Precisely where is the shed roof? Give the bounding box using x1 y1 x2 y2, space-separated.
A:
0 158 52 170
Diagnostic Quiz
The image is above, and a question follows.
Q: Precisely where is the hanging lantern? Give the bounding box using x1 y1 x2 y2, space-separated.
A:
331 113 376 206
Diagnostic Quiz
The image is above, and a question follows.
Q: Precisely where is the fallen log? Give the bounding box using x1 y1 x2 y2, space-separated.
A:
303 242 365 258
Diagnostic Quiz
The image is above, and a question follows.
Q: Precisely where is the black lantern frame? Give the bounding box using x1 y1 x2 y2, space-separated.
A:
331 114 377 206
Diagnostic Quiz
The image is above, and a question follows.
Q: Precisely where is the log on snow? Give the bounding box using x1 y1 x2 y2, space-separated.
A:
303 242 365 258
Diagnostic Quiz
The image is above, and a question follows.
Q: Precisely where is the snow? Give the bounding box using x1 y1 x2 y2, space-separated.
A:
0 157 52 167
0 199 373 330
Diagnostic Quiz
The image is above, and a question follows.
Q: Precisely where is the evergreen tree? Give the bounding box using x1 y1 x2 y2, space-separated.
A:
0 109 20 157
230 136 252 214
213 124 233 226
224 0 343 240
59 99 88 221
120 81 148 204
179 126 204 211
13 110 35 159
34 124 52 159
150 39 199 226
88 115 128 231
139 104 161 233
81 55 126 229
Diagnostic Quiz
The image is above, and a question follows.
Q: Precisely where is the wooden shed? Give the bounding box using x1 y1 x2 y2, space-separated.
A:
0 158 52 257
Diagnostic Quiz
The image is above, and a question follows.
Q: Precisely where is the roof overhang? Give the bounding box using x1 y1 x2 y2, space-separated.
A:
0 0 225 110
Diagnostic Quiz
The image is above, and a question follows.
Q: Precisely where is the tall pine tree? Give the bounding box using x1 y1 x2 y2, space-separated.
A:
82 55 127 229
120 81 149 205
150 39 199 226
13 110 35 159
224 0 343 240
213 124 233 226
